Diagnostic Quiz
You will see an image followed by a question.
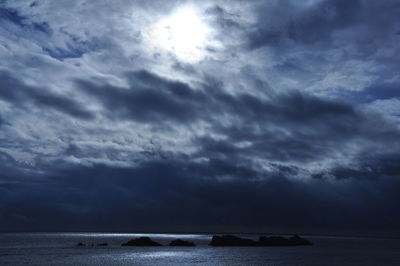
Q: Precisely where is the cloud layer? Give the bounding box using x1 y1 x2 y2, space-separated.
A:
1 0 400 235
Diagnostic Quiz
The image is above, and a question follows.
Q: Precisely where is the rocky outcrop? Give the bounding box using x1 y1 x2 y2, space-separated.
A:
258 235 312 246
209 235 258 246
288 234 313 246
169 239 195 246
258 236 291 246
121 237 162 246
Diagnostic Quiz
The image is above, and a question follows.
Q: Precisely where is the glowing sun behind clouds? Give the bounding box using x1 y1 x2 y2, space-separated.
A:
147 5 216 63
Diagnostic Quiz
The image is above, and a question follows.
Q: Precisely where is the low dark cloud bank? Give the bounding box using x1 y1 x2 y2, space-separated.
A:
1 157 400 236
1 0 400 236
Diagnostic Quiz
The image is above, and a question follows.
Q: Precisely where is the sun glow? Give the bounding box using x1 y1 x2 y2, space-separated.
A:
147 6 213 63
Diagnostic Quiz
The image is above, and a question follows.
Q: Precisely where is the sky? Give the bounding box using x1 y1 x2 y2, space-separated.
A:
0 0 400 236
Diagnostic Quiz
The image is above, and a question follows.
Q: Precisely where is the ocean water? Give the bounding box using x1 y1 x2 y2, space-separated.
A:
0 233 400 265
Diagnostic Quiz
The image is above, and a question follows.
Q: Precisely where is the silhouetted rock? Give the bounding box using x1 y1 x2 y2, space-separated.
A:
121 237 162 246
209 235 258 246
258 236 290 246
209 234 312 247
97 242 108 246
77 242 85 246
169 239 195 246
258 235 312 246
289 234 312 246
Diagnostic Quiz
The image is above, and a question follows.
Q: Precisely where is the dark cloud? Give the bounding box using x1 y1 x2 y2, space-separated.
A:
2 65 400 234
43 38 100 60
77 69 362 127
1 158 399 236
342 81 400 104
330 154 400 180
246 0 399 50
0 71 95 120
75 70 400 169
75 70 207 123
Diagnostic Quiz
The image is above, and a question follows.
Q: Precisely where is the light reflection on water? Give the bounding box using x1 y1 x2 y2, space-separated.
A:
134 251 191 258
98 249 203 265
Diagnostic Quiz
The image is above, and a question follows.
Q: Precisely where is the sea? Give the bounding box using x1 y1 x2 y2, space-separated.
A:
1 233 400 265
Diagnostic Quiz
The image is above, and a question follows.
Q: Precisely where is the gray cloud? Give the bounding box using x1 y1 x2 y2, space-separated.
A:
73 70 400 175
246 0 399 50
0 71 94 120
75 70 205 123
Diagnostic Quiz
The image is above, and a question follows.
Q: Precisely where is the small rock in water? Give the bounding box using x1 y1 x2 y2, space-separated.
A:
121 237 162 246
209 235 258 246
288 234 313 246
258 234 312 246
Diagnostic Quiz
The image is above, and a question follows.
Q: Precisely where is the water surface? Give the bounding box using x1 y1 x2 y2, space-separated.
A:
1 233 399 265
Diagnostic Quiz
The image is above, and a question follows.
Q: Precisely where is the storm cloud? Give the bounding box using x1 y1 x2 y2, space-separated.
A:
1 0 400 236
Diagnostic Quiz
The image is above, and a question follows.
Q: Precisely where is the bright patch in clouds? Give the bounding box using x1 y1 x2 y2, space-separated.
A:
147 6 213 63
